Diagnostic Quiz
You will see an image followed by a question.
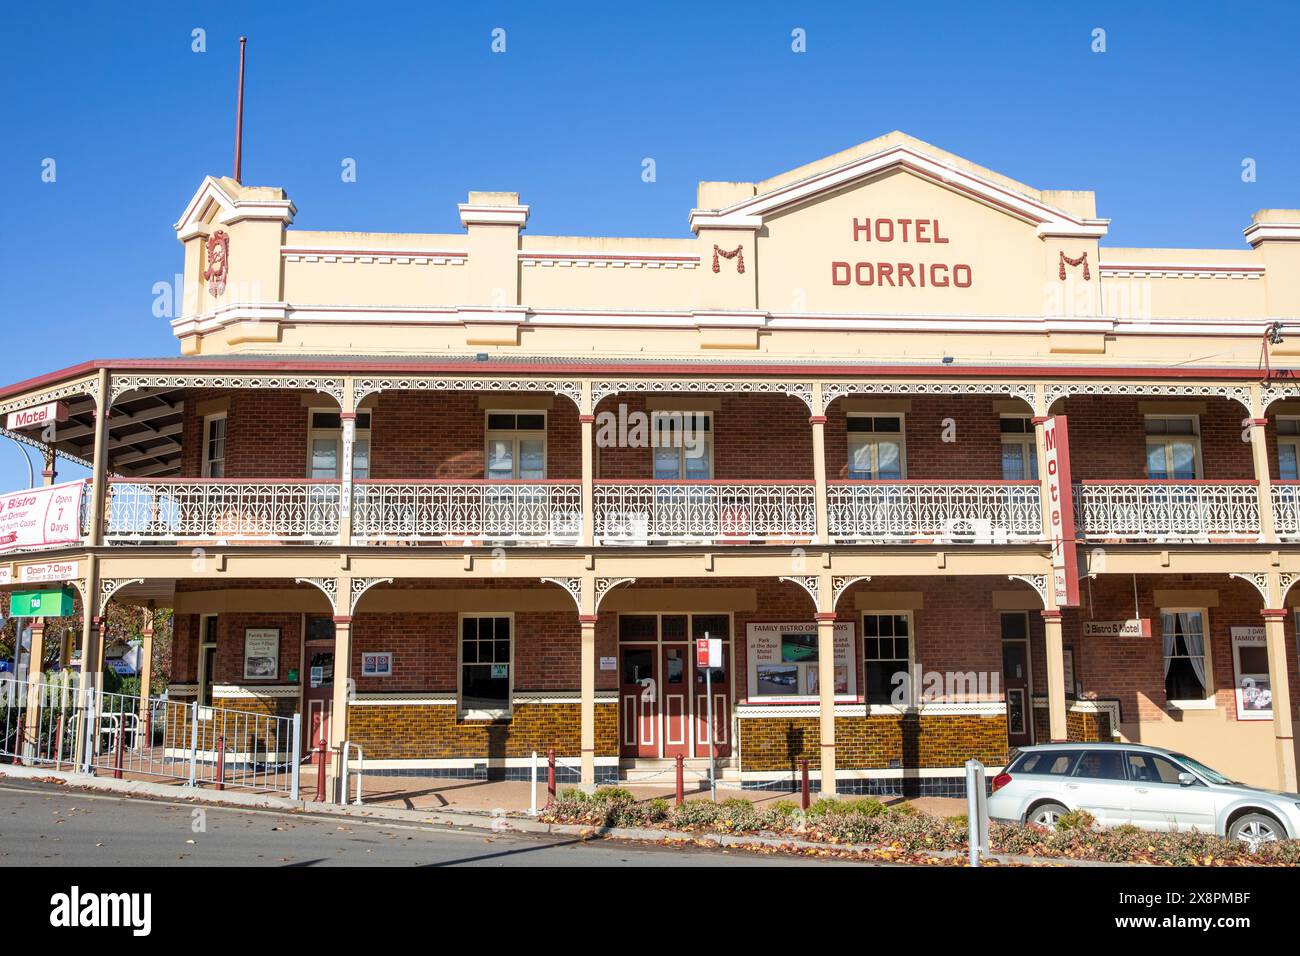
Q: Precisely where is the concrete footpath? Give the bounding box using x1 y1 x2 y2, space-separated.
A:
0 764 1120 866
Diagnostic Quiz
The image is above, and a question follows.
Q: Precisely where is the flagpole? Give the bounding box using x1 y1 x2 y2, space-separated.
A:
233 36 247 183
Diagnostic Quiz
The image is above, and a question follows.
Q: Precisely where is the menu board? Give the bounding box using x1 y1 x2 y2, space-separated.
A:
746 622 855 700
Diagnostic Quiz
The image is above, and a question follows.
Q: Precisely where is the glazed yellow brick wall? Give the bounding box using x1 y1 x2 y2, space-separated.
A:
1032 708 1112 743
738 714 1008 772
347 702 618 760
164 696 297 754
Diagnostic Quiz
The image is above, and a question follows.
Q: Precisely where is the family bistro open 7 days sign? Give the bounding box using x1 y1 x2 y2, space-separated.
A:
0 480 85 554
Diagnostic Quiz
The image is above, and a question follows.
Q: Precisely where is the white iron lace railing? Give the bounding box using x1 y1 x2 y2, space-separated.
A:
1272 481 1300 541
351 480 582 544
102 479 341 543
1073 480 1260 541
827 481 1042 543
593 481 816 544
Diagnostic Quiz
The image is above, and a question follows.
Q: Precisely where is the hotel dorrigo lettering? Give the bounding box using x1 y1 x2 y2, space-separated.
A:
831 217 973 288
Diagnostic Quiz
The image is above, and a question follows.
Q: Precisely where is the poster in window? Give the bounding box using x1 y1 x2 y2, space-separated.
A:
1231 626 1272 720
243 628 280 680
747 622 855 700
1062 647 1076 698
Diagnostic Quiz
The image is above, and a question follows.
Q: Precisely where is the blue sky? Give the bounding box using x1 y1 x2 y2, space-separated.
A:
0 1 1297 488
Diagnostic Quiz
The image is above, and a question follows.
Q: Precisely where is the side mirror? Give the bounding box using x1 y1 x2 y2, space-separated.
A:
1178 772 1197 787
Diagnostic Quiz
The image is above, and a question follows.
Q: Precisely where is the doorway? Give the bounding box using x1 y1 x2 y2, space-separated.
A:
617 613 732 759
303 616 335 763
1000 611 1033 748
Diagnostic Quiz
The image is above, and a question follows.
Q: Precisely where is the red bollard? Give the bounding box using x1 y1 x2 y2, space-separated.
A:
800 758 810 810
546 748 556 806
215 734 226 791
12 714 24 765
675 754 684 805
112 716 125 779
314 743 327 802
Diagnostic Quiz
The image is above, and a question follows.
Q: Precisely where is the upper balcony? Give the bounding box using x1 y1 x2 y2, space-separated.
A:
5 363 1300 557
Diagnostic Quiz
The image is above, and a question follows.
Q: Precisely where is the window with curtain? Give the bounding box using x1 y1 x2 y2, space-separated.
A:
1277 417 1300 480
1145 415 1201 480
651 411 712 480
847 415 905 480
307 410 371 479
1161 610 1209 702
999 416 1039 481
485 412 546 480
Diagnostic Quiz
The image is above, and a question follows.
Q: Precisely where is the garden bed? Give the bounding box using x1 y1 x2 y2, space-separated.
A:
540 788 1300 866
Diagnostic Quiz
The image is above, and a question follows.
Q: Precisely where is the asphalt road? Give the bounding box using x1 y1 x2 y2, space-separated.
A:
0 779 846 867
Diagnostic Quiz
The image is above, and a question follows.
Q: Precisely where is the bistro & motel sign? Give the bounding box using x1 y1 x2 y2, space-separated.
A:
4 401 68 430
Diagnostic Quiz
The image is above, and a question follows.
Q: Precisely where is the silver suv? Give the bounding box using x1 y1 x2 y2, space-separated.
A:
986 742 1300 844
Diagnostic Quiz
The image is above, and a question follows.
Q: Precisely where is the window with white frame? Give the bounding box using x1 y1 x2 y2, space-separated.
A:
651 411 712 480
485 412 546 480
1161 609 1212 704
1277 416 1300 480
307 409 371 480
847 415 905 479
460 614 512 716
201 413 227 478
1000 415 1039 481
1145 415 1201 480
863 612 912 705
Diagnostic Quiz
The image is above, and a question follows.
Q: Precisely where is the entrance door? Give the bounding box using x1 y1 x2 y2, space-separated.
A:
303 616 335 763
1000 612 1033 748
692 614 732 759
661 646 690 758
620 645 658 757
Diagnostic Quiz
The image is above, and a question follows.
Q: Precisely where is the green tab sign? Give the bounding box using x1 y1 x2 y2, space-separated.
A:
9 587 76 618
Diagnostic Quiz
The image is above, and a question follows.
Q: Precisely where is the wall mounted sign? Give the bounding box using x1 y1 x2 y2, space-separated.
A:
1230 626 1271 721
9 587 76 618
5 401 68 430
361 652 392 677
746 622 855 700
243 627 280 680
599 656 616 671
0 481 85 554
1083 619 1151 638
1043 416 1080 607
831 217 973 289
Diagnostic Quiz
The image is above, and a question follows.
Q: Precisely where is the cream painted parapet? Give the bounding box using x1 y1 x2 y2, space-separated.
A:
173 177 295 355
1246 210 1300 322
459 192 527 341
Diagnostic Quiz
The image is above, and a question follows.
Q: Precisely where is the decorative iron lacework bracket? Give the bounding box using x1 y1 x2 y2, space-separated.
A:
779 575 820 608
832 575 871 609
1230 572 1271 604
1007 574 1048 607
98 578 144 619
295 576 392 616
109 374 347 410
0 426 95 471
591 380 815 413
296 577 341 616
595 577 636 612
821 381 1037 409
353 377 583 409
541 576 583 612
349 577 392 616
1279 573 1300 604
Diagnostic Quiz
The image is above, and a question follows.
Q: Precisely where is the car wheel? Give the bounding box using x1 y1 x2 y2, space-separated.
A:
1228 813 1285 846
1027 802 1069 828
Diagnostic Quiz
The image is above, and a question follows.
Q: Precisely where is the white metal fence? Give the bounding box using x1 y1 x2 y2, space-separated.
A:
593 481 817 543
352 480 583 543
0 675 300 798
827 481 1042 543
103 479 341 543
1073 481 1261 540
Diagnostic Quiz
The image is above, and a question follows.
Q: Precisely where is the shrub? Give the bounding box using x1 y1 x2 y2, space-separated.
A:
670 799 725 829
1055 809 1097 833
591 786 635 804
844 798 889 818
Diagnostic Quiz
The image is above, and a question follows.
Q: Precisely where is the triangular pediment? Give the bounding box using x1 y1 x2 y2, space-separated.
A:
690 133 1107 240
174 175 296 239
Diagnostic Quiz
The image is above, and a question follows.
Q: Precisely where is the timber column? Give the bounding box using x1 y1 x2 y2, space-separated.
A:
1042 606 1067 742
815 571 837 796
1248 384 1277 542
1261 606 1298 791
580 381 595 548
328 584 353 803
138 605 155 745
579 577 597 790
22 622 46 759
810 382 829 545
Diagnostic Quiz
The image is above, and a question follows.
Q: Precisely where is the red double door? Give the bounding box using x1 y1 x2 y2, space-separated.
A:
620 642 731 759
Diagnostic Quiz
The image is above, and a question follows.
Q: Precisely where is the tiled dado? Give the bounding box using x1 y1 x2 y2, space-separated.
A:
738 713 1009 774
346 699 618 761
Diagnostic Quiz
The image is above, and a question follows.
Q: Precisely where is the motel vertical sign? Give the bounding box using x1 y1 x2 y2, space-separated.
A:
1043 416 1080 607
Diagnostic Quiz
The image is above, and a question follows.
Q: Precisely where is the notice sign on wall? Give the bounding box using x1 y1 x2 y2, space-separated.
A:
1083 619 1151 638
746 622 856 700
0 480 85 554
243 628 280 680
1230 626 1272 720
361 652 393 677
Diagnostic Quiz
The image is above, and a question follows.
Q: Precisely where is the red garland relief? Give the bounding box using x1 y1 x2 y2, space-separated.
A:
1058 250 1090 281
712 243 745 274
204 230 230 296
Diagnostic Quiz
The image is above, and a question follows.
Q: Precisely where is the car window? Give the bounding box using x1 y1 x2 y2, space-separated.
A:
1126 753 1185 785
1072 750 1127 781
1011 750 1081 775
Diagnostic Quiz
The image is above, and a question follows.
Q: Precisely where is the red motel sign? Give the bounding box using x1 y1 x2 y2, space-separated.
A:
1043 415 1080 607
